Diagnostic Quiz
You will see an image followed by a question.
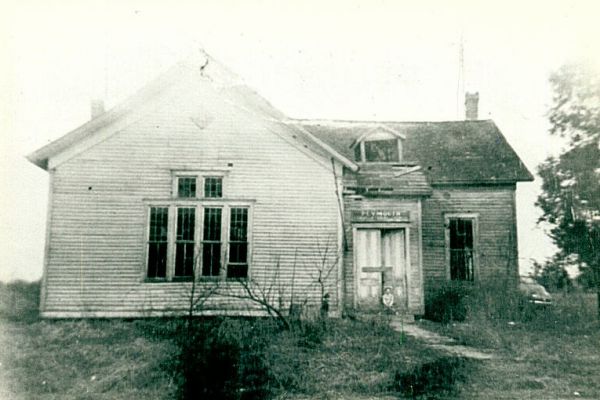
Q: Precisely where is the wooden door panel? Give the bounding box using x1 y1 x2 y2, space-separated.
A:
355 229 381 306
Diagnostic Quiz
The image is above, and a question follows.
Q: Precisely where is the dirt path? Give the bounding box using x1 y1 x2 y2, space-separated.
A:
389 318 496 360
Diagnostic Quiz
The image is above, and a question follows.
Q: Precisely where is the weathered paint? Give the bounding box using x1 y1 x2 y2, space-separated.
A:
41 75 342 318
421 184 520 293
341 184 425 315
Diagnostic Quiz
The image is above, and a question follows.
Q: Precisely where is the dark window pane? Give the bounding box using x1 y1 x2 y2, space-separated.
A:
202 243 221 276
204 177 223 198
147 243 167 278
175 243 195 277
228 207 248 278
178 177 196 198
149 207 168 241
175 208 195 277
202 207 222 277
229 243 248 263
229 208 248 241
148 207 168 278
203 208 222 241
449 218 474 281
227 264 248 279
364 139 399 162
177 208 195 241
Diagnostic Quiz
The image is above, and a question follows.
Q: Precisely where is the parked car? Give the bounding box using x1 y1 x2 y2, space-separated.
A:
519 276 553 306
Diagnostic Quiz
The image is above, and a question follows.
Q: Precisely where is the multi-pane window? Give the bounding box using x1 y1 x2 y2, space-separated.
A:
202 208 222 277
175 208 195 277
204 177 223 198
147 174 250 281
449 218 475 281
178 177 197 198
227 208 249 278
147 207 169 278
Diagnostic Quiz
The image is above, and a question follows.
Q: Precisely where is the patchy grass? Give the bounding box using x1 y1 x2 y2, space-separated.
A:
265 316 448 398
420 291 600 399
8 281 598 399
0 281 452 399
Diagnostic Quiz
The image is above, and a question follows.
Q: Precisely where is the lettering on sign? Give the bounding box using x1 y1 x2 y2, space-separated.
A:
351 209 411 222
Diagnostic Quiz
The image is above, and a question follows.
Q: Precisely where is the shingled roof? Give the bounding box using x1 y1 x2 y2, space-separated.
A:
291 119 534 185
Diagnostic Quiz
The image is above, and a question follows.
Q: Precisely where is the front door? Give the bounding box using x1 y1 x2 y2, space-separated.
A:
355 228 407 310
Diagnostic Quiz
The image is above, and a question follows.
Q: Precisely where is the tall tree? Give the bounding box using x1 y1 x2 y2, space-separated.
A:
536 62 600 317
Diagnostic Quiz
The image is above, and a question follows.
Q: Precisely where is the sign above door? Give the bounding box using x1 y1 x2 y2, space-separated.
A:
351 209 411 223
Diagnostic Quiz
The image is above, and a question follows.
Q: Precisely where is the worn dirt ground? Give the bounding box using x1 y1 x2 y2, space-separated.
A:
390 317 496 360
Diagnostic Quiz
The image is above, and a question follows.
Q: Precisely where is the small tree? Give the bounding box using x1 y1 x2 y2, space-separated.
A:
536 61 600 317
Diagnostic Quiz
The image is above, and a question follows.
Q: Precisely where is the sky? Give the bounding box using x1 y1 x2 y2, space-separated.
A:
1 0 599 282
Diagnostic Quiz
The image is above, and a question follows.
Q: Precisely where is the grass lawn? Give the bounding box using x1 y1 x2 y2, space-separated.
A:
0 281 450 399
1 281 599 399
419 291 600 399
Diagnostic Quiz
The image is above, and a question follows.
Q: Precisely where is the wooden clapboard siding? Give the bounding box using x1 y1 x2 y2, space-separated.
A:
42 76 341 318
421 184 519 292
341 190 424 315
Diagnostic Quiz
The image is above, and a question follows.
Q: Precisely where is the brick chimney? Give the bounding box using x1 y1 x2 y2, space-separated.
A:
90 99 105 119
465 92 479 120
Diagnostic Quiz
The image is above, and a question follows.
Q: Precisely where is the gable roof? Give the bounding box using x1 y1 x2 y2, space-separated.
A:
291 119 534 184
26 52 357 172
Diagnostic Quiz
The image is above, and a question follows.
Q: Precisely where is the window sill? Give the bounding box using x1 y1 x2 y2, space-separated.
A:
144 277 168 283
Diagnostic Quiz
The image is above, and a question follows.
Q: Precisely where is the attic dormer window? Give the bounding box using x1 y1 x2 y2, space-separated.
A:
352 128 404 163
364 139 400 162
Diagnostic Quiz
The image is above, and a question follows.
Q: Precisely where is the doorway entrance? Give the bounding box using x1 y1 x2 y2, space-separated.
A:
354 228 408 310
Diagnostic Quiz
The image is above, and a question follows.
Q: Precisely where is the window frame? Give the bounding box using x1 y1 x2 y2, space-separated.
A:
174 206 197 279
444 213 479 282
143 200 254 283
171 170 228 200
146 206 170 280
227 207 250 279
351 130 404 163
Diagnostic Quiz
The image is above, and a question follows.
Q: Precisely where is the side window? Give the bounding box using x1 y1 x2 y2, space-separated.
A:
147 207 169 279
448 218 475 281
228 208 249 278
204 177 223 198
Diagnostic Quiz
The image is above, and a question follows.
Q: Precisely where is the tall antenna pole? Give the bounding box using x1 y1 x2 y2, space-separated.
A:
456 33 465 119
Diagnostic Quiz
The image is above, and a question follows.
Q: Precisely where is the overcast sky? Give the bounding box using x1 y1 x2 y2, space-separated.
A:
1 0 599 281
